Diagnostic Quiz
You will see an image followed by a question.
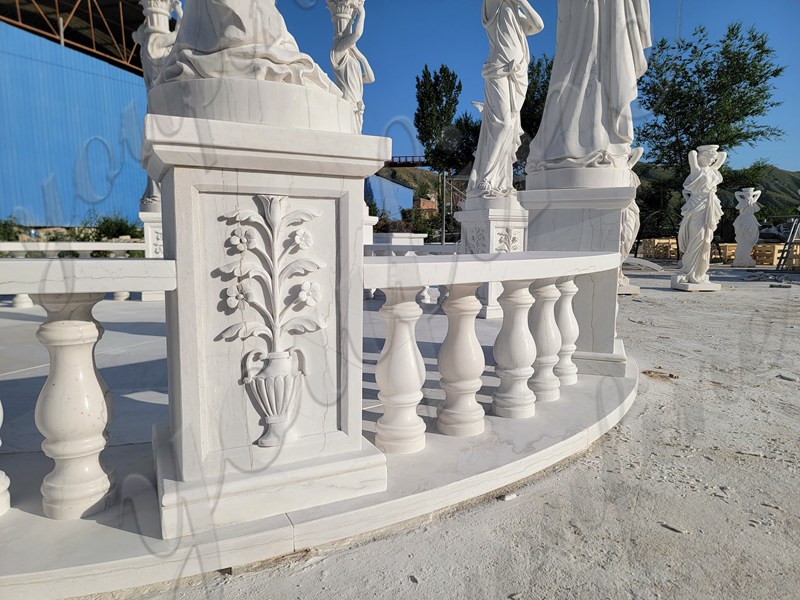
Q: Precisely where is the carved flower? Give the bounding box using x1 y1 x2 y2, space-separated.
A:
226 282 254 310
297 281 322 307
229 227 256 252
292 229 313 251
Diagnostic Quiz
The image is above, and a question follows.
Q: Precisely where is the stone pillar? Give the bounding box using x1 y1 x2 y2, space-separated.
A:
456 198 528 319
139 201 165 302
519 185 634 377
144 79 390 539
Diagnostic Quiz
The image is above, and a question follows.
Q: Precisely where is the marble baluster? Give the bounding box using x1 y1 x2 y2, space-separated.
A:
492 280 536 418
437 283 485 436
110 252 131 301
374 287 427 454
31 293 116 519
0 396 10 516
10 251 33 308
529 279 562 402
554 277 579 386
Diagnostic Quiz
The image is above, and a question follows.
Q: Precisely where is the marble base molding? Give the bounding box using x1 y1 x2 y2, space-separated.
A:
671 275 721 293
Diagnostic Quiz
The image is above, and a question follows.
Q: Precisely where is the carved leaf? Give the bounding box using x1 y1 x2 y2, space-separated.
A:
282 316 327 336
221 322 273 342
282 209 322 227
220 260 273 287
224 209 267 229
279 259 325 285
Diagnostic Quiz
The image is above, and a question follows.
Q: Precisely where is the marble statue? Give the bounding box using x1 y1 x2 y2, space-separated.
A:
327 0 375 133
673 146 727 288
526 0 651 181
732 187 763 268
133 0 182 210
467 0 544 200
156 0 340 96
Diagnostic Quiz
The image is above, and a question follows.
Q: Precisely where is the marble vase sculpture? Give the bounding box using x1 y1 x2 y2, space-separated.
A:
326 0 374 133
458 0 543 318
618 198 641 295
143 0 388 539
672 146 727 292
732 187 763 268
518 0 651 376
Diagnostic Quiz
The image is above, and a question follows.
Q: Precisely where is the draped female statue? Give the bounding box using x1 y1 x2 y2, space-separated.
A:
327 0 375 133
526 0 651 183
156 0 340 96
674 146 727 286
467 0 544 200
732 188 763 268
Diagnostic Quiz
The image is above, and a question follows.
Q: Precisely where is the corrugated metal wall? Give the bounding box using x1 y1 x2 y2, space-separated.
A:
0 23 147 227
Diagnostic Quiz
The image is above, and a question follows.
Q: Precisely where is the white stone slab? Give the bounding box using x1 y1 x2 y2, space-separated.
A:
0 259 176 295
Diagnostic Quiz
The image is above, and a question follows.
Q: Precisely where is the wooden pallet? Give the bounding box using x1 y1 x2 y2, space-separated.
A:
752 244 782 266
715 243 737 263
639 238 678 260
785 242 800 271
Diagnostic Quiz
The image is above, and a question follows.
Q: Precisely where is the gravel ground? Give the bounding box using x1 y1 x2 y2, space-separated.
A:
84 267 800 600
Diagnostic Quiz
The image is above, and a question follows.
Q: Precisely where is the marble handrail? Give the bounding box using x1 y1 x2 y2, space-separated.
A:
0 242 151 305
366 251 619 455
364 243 459 255
0 259 176 520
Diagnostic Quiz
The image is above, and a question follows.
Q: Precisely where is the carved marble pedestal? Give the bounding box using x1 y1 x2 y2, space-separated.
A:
456 198 528 319
519 186 634 377
139 205 165 302
144 83 390 539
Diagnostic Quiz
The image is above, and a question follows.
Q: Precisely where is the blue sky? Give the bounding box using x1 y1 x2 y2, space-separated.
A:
278 0 799 171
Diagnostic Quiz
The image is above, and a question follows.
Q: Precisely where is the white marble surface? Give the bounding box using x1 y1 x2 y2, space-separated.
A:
0 299 637 599
0 259 176 295
364 251 619 290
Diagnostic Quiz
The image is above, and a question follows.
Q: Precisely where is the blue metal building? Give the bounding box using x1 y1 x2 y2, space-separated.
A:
0 22 146 227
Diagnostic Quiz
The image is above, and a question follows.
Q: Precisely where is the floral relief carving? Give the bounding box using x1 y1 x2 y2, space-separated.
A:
495 227 521 253
219 195 327 447
466 227 487 254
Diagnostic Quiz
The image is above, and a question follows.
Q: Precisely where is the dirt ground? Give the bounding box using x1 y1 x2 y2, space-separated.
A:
85 267 800 600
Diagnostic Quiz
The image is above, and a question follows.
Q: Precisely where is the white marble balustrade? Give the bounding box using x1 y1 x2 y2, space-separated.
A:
364 251 620 454
0 259 176 520
0 242 149 306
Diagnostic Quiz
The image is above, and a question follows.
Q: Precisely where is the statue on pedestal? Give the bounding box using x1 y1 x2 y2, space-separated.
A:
526 0 651 184
467 0 543 200
732 188 763 268
327 0 375 133
133 0 183 210
674 146 727 286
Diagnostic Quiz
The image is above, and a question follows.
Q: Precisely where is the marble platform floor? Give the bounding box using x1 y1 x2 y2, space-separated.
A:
0 295 637 599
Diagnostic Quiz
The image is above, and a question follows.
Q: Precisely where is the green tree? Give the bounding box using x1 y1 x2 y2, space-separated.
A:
639 23 784 185
414 65 463 167
364 179 378 217
520 54 553 139
428 111 481 174
636 23 785 237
